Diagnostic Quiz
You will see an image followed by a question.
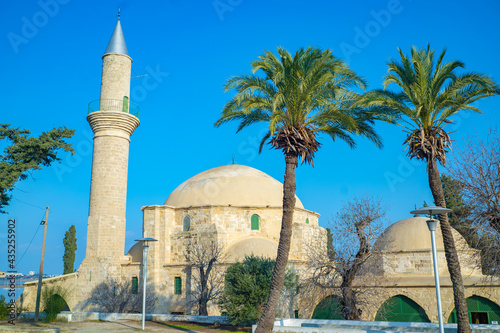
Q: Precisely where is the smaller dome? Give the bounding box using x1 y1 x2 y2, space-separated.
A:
127 242 143 263
225 237 278 261
373 216 469 252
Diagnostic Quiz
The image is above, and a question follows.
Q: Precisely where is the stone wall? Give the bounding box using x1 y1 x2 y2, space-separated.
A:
100 53 132 102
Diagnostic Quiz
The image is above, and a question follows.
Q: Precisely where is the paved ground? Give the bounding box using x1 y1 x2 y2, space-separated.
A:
0 320 251 333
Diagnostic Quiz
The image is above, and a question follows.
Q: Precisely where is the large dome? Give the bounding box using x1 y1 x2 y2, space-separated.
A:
373 216 470 252
164 164 304 208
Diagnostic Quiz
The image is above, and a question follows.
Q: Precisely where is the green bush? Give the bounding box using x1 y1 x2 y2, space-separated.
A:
42 286 69 322
219 255 295 326
0 295 10 320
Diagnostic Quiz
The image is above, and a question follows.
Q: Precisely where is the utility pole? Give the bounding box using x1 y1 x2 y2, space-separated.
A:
34 206 49 322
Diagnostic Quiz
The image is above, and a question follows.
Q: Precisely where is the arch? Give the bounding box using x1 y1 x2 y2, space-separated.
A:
312 295 343 319
44 293 70 320
251 214 260 230
183 215 191 231
447 295 500 324
375 295 430 322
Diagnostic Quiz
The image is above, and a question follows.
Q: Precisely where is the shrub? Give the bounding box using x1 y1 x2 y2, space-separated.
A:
42 285 69 322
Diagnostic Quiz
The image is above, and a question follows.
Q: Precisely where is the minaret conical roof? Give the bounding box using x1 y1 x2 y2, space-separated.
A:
104 19 129 56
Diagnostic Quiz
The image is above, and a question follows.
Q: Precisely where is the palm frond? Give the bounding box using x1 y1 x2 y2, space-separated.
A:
215 46 395 165
364 45 500 166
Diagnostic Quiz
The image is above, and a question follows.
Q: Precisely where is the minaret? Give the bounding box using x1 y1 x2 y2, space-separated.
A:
83 17 139 277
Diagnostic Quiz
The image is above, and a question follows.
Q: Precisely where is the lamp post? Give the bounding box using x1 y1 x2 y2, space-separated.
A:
410 206 451 333
135 237 158 330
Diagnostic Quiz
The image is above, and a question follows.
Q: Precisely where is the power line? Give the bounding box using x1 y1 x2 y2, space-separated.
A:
15 212 45 268
12 197 45 211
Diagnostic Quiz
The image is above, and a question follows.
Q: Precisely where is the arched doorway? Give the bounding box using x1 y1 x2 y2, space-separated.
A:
448 295 500 324
312 295 343 319
44 293 70 321
375 295 430 322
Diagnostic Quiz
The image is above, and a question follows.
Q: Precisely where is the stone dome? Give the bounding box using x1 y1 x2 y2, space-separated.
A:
225 237 278 261
127 242 143 263
164 164 304 208
373 216 470 252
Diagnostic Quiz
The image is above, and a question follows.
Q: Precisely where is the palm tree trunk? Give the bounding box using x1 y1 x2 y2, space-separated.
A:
255 154 298 333
427 158 470 333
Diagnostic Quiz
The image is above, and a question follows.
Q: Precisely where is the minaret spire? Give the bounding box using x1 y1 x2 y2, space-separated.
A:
104 13 129 56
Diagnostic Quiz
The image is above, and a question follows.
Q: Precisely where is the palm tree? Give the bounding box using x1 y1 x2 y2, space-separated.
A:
215 46 390 333
360 45 499 333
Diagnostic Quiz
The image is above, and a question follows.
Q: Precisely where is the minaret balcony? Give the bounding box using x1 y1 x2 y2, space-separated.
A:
88 99 140 118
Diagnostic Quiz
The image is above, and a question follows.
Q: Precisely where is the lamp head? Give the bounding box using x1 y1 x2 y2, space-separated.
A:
134 237 158 247
410 206 452 217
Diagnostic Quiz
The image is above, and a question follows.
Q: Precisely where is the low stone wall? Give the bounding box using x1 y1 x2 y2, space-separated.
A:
258 319 500 333
19 312 229 325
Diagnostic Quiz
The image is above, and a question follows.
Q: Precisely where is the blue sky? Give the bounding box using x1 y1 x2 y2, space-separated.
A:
1 0 499 275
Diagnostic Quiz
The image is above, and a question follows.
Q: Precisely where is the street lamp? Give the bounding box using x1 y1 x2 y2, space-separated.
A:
135 237 158 330
410 206 451 333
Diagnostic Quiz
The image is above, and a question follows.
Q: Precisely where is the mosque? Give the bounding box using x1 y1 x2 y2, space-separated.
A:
20 18 500 325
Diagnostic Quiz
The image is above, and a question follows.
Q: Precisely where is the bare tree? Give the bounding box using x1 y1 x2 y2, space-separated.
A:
86 279 156 313
305 196 387 320
184 236 226 315
448 129 500 275
448 129 500 232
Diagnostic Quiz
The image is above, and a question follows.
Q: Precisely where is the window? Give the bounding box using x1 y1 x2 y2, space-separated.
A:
306 218 310 224
294 310 299 319
174 276 182 295
251 214 260 230
131 276 138 294
448 295 500 324
312 295 343 320
375 295 430 322
183 216 190 231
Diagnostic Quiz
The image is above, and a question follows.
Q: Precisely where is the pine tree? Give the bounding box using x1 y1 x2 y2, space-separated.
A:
326 227 335 260
0 124 74 213
63 225 77 274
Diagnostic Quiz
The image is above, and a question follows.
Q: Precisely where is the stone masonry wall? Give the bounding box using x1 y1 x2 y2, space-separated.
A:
100 53 132 102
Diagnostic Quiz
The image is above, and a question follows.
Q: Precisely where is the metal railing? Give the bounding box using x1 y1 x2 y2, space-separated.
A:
88 99 140 118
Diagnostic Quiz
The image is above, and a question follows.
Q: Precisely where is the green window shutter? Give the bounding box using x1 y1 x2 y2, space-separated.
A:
375 295 430 322
449 296 500 324
174 277 182 295
132 277 138 294
306 218 310 224
312 295 343 320
251 214 260 230
123 96 129 112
